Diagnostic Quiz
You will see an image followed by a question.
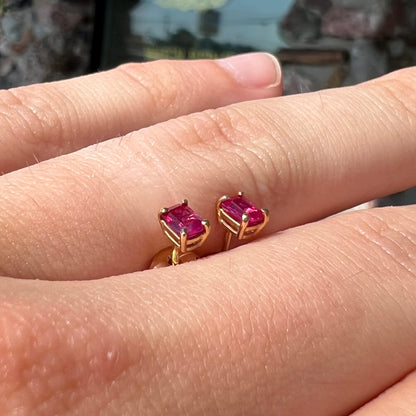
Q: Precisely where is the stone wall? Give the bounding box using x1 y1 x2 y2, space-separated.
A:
0 0 95 88
279 0 416 95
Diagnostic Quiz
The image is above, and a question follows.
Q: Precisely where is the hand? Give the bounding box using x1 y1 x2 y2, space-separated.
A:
0 53 416 415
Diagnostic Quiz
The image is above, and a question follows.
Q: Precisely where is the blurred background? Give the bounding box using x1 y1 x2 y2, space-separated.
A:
0 0 415 205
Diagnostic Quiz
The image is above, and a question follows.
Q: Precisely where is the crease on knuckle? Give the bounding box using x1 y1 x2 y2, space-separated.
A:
0 301 58 413
367 69 416 130
0 293 134 414
226 104 305 198
190 107 296 199
0 88 69 157
347 208 416 278
116 62 183 116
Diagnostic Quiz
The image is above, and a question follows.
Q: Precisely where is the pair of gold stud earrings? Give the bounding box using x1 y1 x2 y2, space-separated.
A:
150 192 269 268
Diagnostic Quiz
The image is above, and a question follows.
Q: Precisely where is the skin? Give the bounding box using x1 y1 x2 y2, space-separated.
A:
0 53 416 415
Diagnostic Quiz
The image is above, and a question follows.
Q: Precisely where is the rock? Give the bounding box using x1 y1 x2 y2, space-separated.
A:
0 0 94 86
322 5 388 38
282 67 315 95
322 0 409 39
280 2 322 43
345 38 387 84
301 0 332 14
0 55 14 76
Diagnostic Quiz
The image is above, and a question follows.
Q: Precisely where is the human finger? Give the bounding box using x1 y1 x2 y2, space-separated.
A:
2 205 416 415
350 371 416 416
0 67 415 280
0 53 281 174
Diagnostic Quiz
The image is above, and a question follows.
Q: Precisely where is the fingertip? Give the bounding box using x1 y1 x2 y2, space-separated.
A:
216 52 282 91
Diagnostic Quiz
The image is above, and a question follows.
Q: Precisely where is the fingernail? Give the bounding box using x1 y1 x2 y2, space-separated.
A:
217 52 281 89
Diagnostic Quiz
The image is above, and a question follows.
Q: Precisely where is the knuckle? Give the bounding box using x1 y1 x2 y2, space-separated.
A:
187 106 295 200
0 293 132 414
343 207 416 277
0 88 67 157
116 61 184 113
366 67 416 127
0 301 45 412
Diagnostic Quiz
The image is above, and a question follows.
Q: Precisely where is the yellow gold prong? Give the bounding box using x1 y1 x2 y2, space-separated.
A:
237 213 250 240
180 228 188 253
159 207 169 220
223 231 232 251
171 246 180 266
153 201 211 267
188 220 210 250
217 193 269 250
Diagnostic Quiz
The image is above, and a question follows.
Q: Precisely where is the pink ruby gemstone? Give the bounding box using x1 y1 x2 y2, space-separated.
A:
220 195 264 226
161 204 205 239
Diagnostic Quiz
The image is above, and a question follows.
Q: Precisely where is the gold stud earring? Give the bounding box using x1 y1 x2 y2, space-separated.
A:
150 200 210 268
217 192 269 251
